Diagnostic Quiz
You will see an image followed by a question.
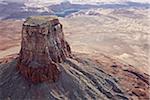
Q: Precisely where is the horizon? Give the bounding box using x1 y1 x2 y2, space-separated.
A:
0 0 150 4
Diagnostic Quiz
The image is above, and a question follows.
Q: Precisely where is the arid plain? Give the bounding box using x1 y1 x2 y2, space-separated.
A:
0 8 149 74
0 7 150 99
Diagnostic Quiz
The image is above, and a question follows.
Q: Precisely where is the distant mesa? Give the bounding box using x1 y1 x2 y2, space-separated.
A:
61 0 71 4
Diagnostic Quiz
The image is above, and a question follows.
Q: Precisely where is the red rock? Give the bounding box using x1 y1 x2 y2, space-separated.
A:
17 16 71 83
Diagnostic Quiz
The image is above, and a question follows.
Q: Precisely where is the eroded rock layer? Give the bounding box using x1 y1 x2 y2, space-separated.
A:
17 16 71 83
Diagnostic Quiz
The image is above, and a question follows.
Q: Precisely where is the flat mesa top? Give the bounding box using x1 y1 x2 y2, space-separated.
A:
24 16 58 26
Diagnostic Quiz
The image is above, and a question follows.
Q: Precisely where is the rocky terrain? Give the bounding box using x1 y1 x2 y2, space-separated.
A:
0 16 128 100
0 52 150 100
0 1 149 99
63 8 149 74
0 15 149 100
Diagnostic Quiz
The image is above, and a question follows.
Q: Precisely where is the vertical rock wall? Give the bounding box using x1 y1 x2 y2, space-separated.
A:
17 16 71 83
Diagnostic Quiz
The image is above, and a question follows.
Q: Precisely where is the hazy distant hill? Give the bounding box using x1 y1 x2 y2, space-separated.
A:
0 0 150 4
0 0 149 20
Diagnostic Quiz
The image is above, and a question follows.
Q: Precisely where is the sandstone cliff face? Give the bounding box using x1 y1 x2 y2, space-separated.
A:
17 16 71 83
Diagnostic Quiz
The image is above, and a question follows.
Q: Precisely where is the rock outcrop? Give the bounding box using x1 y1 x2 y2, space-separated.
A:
17 16 71 83
0 16 149 100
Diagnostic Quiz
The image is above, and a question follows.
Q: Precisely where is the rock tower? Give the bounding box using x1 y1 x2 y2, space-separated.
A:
17 16 71 83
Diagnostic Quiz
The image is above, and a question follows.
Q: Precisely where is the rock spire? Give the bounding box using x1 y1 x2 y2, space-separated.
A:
17 16 71 83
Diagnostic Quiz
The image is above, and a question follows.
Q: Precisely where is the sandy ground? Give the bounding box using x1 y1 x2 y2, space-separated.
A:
0 46 20 59
0 20 22 58
61 8 149 74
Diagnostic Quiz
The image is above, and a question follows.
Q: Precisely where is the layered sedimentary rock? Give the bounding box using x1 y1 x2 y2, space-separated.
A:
17 16 71 83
